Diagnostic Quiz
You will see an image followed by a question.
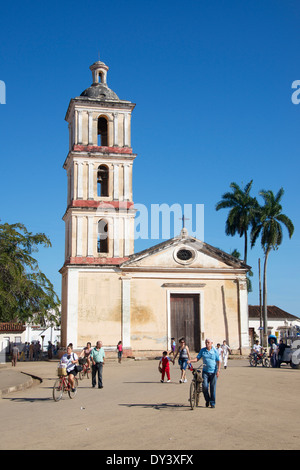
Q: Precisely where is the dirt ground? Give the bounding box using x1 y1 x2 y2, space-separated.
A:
0 357 299 450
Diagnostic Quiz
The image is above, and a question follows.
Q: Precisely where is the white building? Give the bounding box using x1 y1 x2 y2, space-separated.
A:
248 305 300 344
0 321 61 363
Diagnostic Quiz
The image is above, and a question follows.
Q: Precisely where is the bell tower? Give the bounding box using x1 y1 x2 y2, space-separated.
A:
62 59 137 264
60 59 137 348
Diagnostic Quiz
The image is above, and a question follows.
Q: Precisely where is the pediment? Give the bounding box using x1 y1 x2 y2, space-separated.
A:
121 236 250 271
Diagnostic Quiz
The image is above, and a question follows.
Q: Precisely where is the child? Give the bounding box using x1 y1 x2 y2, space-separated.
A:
159 351 171 383
117 341 123 363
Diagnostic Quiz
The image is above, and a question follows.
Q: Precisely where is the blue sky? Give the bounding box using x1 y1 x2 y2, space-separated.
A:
0 0 299 315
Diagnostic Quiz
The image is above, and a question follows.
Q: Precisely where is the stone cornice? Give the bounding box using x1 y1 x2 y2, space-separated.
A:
63 147 137 169
65 98 136 122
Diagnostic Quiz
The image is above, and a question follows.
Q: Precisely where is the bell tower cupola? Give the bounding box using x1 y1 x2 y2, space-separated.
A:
90 60 109 85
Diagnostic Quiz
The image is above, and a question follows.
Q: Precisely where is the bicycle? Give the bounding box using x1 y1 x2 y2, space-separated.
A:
249 350 270 368
189 365 203 410
78 357 90 380
53 366 78 402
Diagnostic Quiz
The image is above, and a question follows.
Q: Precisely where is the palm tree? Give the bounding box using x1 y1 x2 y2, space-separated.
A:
216 180 258 263
251 188 294 346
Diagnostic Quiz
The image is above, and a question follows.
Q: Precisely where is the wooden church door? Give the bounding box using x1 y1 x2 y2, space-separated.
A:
170 294 201 351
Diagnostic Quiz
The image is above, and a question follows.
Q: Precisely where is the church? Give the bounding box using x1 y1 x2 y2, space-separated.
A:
60 59 250 355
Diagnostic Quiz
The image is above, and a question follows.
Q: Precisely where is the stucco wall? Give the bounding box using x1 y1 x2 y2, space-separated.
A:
129 277 241 351
77 271 122 347
73 271 243 352
130 278 167 351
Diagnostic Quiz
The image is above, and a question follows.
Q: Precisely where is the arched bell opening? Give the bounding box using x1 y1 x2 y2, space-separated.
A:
97 165 109 197
97 219 109 254
97 116 108 146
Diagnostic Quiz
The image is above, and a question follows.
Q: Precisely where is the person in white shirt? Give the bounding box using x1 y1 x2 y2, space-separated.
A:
60 345 79 392
252 340 262 362
252 340 262 354
269 338 278 368
221 340 231 369
216 344 223 364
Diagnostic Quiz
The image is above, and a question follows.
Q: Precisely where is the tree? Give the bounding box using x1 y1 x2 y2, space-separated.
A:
216 180 258 263
250 188 294 346
0 222 60 325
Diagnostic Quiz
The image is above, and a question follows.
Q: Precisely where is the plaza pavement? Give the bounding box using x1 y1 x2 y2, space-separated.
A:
0 356 299 450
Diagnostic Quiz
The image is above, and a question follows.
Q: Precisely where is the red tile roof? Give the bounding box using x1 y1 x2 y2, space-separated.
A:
0 322 26 333
249 305 299 320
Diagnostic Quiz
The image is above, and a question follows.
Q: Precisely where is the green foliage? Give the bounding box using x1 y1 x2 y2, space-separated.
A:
249 187 294 344
230 248 241 259
217 183 294 299
216 180 258 263
250 188 294 253
0 222 60 324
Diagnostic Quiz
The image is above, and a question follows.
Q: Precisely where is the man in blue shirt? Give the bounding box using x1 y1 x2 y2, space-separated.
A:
91 341 105 388
189 338 220 408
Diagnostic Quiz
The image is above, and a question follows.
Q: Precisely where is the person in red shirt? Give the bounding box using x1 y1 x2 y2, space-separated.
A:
159 351 171 382
117 341 123 364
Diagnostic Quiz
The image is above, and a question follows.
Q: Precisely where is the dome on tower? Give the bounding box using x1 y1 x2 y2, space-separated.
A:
79 60 120 101
80 83 119 101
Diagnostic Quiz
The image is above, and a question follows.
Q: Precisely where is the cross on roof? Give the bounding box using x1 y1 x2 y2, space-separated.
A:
180 214 190 229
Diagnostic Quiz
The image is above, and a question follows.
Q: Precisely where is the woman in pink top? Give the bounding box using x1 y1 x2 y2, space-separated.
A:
117 341 123 363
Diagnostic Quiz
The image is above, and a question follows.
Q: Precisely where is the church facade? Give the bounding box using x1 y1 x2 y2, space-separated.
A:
60 60 250 355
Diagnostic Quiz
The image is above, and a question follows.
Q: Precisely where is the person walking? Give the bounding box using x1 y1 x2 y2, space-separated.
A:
173 337 191 383
34 342 39 361
91 341 105 388
169 338 176 357
117 341 123 364
269 338 278 368
189 338 220 408
221 340 231 369
216 343 222 366
19 344 26 361
36 341 41 360
11 343 19 367
25 342 30 360
29 342 34 361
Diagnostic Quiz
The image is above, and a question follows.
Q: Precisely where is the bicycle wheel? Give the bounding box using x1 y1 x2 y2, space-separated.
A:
53 378 64 402
189 380 196 410
196 383 202 407
85 368 90 379
68 377 78 399
263 358 270 368
79 370 83 380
